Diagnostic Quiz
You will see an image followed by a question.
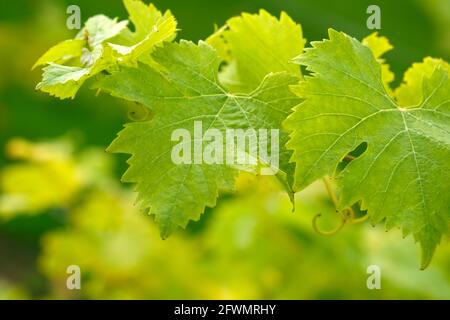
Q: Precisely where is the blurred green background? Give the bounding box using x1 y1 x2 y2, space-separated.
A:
0 0 449 299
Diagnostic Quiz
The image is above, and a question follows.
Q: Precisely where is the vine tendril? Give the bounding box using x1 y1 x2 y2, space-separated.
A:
312 177 368 236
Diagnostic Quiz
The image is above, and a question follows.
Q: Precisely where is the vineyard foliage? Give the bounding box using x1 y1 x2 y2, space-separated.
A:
33 0 450 267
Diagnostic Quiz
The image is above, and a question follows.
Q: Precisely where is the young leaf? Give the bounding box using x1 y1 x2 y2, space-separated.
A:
285 29 450 268
34 0 177 99
122 0 177 41
95 41 301 238
207 10 305 93
362 32 395 92
36 45 116 99
107 0 177 61
32 39 86 70
76 15 129 48
394 57 450 107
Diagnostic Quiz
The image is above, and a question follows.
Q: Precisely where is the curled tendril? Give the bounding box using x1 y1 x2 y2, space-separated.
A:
312 177 368 236
313 211 347 236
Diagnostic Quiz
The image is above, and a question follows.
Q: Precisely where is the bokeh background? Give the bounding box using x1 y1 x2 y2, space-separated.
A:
0 0 449 299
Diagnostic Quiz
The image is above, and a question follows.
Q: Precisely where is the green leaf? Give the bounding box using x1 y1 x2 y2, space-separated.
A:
36 45 115 99
35 0 177 99
285 29 450 268
108 14 177 61
76 15 129 48
394 57 450 107
206 25 230 61
108 0 177 61
36 64 90 99
96 41 301 237
122 0 176 41
32 39 85 70
207 10 305 93
362 32 395 92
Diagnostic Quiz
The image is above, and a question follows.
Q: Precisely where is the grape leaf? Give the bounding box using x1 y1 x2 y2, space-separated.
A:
35 0 176 99
207 10 305 93
121 0 177 42
285 29 450 268
394 57 450 107
76 15 129 48
206 10 305 192
36 45 115 99
32 39 86 70
362 32 395 92
106 0 177 61
95 41 301 238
